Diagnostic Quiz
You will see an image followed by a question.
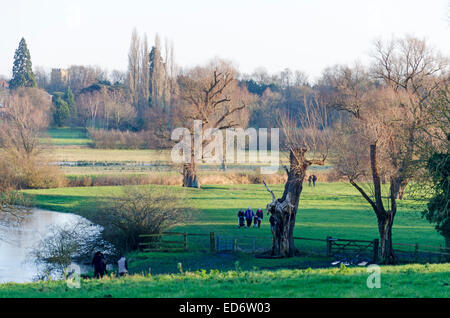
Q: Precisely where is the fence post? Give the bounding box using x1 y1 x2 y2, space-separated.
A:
233 238 238 252
414 243 419 262
326 236 332 257
184 233 188 251
210 232 215 253
373 239 379 263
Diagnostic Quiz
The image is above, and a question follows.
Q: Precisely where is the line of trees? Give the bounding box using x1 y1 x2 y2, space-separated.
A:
2 34 449 263
265 36 449 262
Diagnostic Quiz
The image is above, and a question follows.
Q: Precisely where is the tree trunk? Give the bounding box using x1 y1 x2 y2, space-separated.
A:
182 163 200 188
377 212 396 264
266 148 322 257
395 179 408 200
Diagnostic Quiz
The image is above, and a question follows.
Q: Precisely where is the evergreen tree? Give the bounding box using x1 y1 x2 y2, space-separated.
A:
64 86 77 121
9 38 36 89
52 94 70 127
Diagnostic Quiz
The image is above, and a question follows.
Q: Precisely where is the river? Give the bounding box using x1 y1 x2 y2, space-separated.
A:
0 208 91 283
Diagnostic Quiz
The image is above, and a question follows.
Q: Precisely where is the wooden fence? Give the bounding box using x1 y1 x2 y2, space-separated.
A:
139 232 215 252
326 236 379 262
139 232 449 263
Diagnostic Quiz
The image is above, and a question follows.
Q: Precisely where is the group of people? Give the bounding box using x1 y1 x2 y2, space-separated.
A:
237 207 264 228
307 175 318 187
91 251 128 279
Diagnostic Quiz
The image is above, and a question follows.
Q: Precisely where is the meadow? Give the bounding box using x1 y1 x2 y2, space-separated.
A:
40 128 297 175
1 264 449 298
4 128 448 298
22 182 446 275
23 183 438 245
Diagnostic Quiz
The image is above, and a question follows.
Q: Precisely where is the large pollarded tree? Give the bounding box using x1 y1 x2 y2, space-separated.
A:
264 98 330 257
177 60 251 188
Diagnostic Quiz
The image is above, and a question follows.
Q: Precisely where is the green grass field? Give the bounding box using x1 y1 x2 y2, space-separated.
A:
23 183 441 247
22 182 446 276
5 128 448 298
41 128 92 147
1 264 449 298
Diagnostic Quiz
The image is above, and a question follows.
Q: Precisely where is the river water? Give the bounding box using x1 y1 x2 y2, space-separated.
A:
0 208 90 283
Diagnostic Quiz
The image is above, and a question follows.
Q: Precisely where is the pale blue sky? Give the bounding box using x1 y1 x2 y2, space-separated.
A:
1 0 449 80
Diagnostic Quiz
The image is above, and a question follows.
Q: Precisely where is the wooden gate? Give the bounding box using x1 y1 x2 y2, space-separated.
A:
139 232 188 252
327 236 379 262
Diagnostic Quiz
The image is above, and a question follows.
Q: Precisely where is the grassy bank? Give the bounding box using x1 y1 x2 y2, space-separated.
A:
1 264 449 298
21 182 446 274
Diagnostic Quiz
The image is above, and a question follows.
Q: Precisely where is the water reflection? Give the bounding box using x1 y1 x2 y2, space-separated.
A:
0 209 89 283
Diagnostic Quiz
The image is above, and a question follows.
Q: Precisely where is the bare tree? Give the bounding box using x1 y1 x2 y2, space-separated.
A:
76 88 104 128
68 65 106 93
371 36 449 199
139 34 150 112
30 221 110 280
264 95 330 257
110 70 126 85
105 90 136 129
34 66 50 89
0 88 51 156
150 34 166 110
0 88 64 191
321 37 449 263
177 60 251 187
127 28 140 109
89 186 190 252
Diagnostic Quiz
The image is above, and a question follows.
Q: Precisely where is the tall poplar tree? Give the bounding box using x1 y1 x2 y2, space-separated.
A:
10 38 36 89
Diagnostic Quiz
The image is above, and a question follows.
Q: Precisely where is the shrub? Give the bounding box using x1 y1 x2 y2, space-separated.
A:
0 150 66 190
30 221 113 280
87 187 191 253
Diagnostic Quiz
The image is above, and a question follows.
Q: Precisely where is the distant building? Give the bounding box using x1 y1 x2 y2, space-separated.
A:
50 68 69 90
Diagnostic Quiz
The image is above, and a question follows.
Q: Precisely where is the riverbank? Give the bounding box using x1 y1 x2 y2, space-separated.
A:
1 263 449 298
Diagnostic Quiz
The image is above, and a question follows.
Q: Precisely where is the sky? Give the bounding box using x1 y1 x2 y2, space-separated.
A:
1 0 449 81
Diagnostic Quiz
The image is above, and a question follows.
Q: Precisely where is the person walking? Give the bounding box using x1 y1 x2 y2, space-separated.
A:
117 255 128 277
255 208 264 228
92 251 107 279
237 209 245 228
312 175 317 187
244 207 254 228
308 175 312 187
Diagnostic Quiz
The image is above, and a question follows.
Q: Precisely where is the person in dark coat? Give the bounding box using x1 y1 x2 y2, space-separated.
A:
255 208 264 228
312 175 317 187
269 215 276 234
237 209 245 228
244 207 254 228
92 251 107 278
308 175 312 187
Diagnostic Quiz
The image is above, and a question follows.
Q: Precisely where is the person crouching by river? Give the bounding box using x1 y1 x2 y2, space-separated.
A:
92 251 107 278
